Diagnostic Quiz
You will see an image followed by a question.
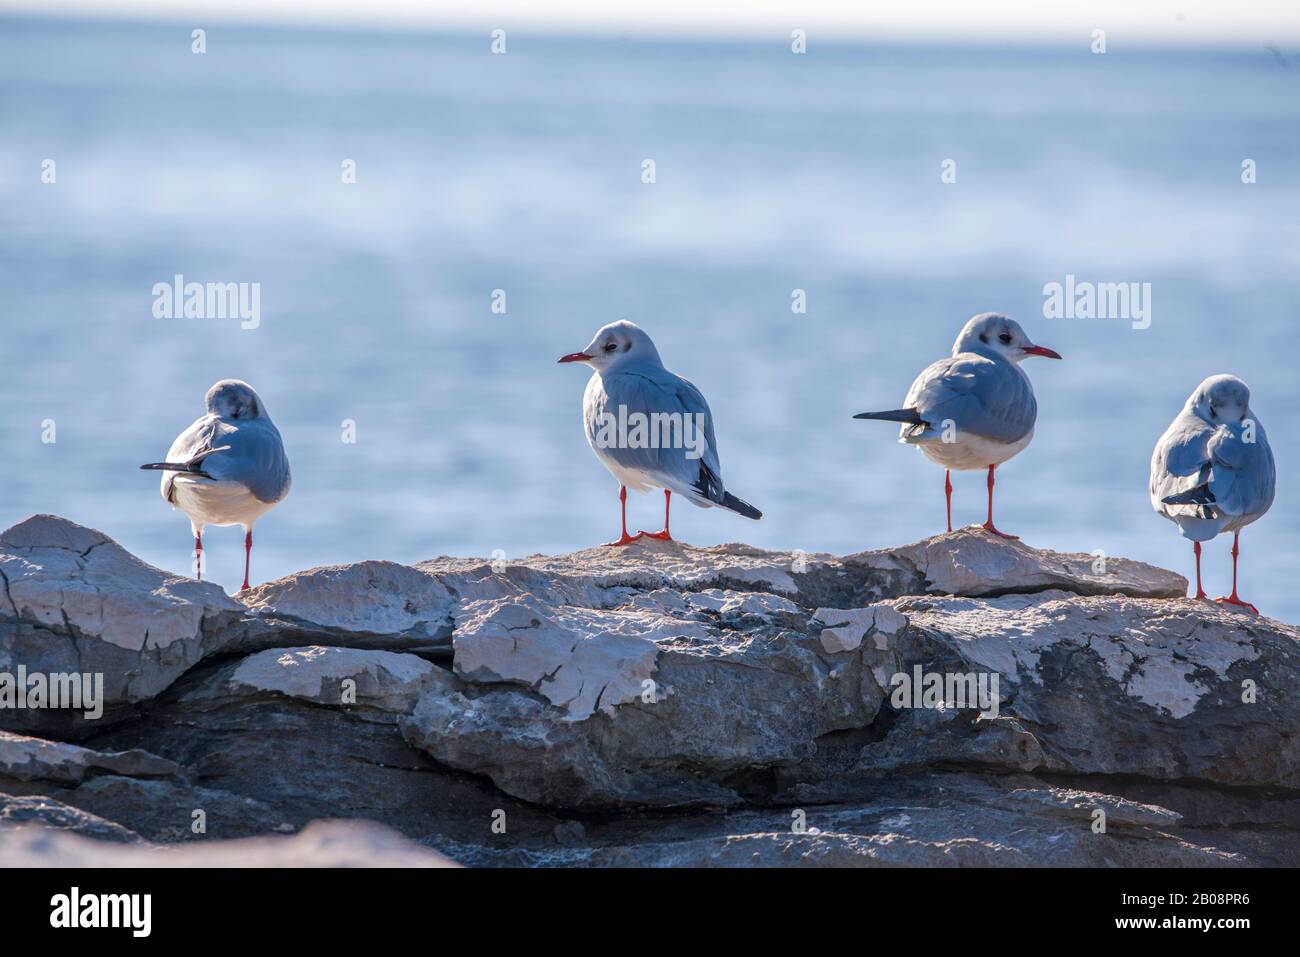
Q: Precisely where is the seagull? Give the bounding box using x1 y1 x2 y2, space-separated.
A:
853 313 1061 538
558 320 761 545
139 379 291 591
1150 374 1274 613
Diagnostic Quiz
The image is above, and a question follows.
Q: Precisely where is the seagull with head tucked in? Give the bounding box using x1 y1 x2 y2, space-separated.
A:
854 312 1061 538
1151 374 1274 613
140 379 291 591
558 320 761 546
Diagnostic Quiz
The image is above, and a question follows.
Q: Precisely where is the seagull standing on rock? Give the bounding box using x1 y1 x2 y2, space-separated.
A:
140 379 291 591
559 320 761 546
854 313 1061 538
1150 374 1274 613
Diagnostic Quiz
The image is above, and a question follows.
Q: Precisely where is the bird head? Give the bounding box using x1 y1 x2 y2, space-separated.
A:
1189 374 1252 425
205 379 266 421
558 320 663 374
953 313 1062 363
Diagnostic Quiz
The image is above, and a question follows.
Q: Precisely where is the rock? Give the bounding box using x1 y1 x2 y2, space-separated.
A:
226 646 446 712
451 595 674 719
0 515 245 735
2 513 1296 866
858 591 1300 789
0 793 141 843
0 730 180 785
552 820 587 845
240 531 1182 648
0 818 455 867
814 605 908 654
238 561 456 652
1008 785 1183 829
440 773 1243 868
885 527 1187 599
57 653 568 848
400 587 900 807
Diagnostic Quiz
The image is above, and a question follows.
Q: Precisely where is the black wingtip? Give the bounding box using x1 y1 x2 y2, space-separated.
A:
720 492 762 520
1162 486 1215 506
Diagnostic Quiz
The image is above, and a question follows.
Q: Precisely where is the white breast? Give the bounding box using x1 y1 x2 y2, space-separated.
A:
172 477 277 530
913 428 1034 471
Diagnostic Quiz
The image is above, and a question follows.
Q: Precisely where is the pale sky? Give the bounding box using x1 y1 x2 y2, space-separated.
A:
5 0 1300 46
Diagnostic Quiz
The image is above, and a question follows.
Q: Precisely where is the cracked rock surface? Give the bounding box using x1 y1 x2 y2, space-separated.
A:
2 514 1296 867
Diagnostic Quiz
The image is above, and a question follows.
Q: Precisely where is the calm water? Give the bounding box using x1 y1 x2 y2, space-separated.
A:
1 16 1297 616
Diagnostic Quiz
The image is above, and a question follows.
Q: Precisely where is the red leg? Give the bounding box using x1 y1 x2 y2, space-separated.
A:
241 529 252 592
193 531 203 581
1191 541 1207 600
1215 531 1258 613
944 469 953 533
603 486 642 547
642 489 674 541
980 464 1018 539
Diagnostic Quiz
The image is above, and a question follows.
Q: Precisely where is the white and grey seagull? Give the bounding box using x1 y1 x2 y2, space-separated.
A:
140 379 291 590
559 320 761 545
854 312 1061 538
1150 374 1274 613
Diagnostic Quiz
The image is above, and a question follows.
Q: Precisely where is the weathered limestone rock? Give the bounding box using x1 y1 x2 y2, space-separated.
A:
1 513 1294 867
883 528 1188 599
237 530 1184 647
451 595 681 719
0 515 245 735
400 583 899 808
238 560 456 651
0 730 180 785
814 605 908 654
855 592 1300 789
226 646 447 713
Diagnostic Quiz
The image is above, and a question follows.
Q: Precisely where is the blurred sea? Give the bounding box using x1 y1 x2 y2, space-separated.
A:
1 16 1297 615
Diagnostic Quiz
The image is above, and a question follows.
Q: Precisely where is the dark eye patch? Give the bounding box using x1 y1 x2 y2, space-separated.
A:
979 333 988 343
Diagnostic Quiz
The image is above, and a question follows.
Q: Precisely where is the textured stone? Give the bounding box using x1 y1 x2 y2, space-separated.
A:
884 527 1188 599
3 513 1296 867
0 817 454 867
0 730 180 785
0 515 245 734
227 646 444 712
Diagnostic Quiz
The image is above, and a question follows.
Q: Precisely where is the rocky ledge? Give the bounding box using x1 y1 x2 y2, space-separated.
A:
1 514 1297 867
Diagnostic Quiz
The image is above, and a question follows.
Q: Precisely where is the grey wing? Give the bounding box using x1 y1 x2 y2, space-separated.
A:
204 420 292 504
905 356 1037 444
1149 415 1213 516
159 416 224 504
588 370 723 501
1206 421 1275 519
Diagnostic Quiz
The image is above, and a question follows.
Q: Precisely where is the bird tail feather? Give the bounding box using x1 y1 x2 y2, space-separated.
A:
1162 485 1215 506
853 408 926 425
139 445 230 477
719 492 762 520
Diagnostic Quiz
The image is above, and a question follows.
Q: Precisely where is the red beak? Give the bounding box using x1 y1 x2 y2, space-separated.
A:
1022 345 1062 359
557 352 593 364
